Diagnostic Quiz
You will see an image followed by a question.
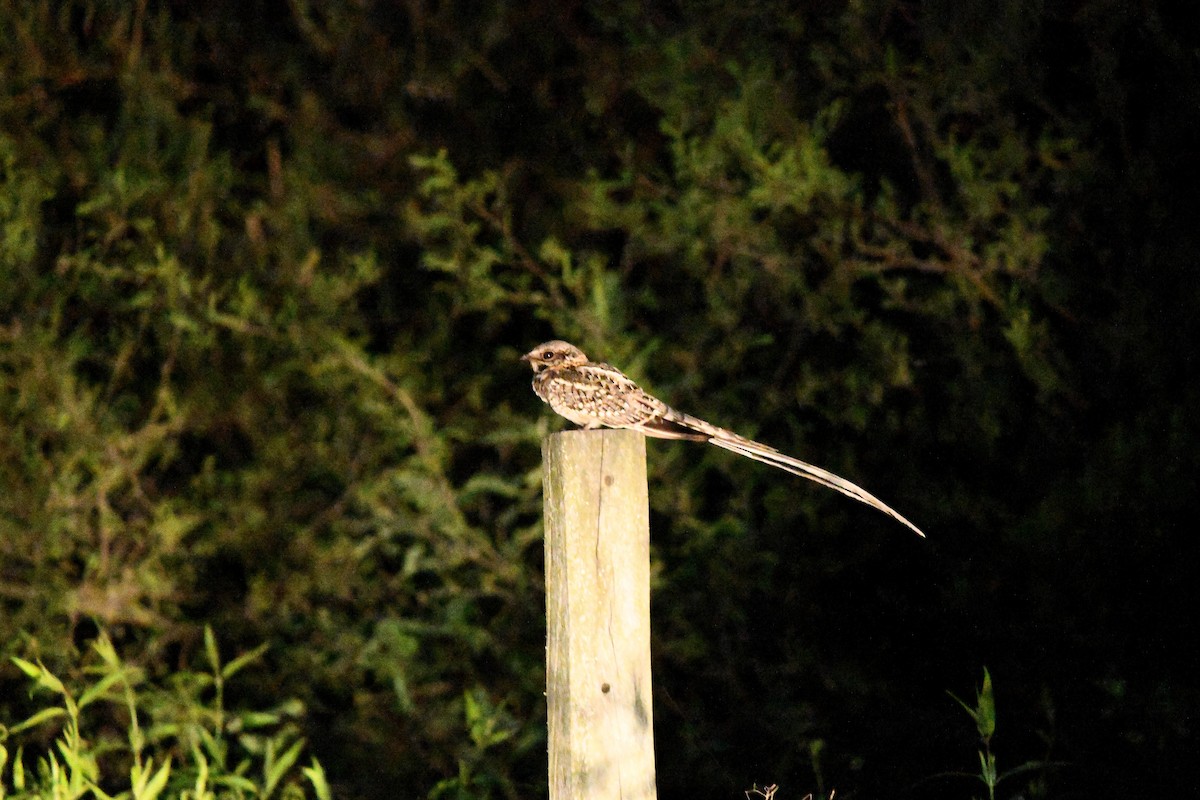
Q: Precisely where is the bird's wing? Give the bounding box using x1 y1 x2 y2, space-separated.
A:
553 364 705 439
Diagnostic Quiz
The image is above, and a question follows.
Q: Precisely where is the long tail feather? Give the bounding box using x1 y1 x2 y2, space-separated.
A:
659 409 925 537
708 437 925 537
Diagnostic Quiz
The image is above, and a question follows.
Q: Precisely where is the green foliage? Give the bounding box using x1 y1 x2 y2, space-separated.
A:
949 667 999 798
2 0 1197 797
944 669 1062 800
424 689 519 800
0 628 323 799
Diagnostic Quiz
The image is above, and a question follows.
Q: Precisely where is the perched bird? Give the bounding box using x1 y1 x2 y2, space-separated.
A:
521 340 924 537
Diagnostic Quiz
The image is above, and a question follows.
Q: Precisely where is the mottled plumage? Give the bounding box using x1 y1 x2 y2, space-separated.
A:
521 340 924 537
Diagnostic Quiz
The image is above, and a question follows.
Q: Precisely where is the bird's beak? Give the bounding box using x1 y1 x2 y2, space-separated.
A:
519 352 532 363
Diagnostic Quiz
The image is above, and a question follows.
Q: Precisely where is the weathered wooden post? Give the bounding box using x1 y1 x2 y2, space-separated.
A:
542 429 657 800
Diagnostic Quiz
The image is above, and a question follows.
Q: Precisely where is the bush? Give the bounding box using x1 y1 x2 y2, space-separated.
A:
3 1 1197 797
1 628 328 799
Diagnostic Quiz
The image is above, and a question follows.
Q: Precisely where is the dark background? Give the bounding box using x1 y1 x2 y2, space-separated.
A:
2 1 1197 798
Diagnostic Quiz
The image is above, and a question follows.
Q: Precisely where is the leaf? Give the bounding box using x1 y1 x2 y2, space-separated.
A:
302 758 333 800
221 643 269 681
948 667 996 744
132 758 172 800
13 745 26 790
204 626 221 675
90 632 121 669
976 667 996 741
190 744 211 798
79 670 132 709
6 707 68 735
263 737 305 797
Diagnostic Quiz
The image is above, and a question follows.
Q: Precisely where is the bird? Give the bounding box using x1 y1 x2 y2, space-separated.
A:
521 340 925 537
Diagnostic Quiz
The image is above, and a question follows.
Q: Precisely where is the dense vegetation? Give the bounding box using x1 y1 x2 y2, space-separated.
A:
2 1 1197 797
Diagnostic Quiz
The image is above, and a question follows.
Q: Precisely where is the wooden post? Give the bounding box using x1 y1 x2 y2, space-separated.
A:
542 429 657 800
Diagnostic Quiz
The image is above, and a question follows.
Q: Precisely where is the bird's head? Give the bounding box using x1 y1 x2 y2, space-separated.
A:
520 340 589 372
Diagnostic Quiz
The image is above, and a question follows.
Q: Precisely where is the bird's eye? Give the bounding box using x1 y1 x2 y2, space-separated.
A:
541 351 554 361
